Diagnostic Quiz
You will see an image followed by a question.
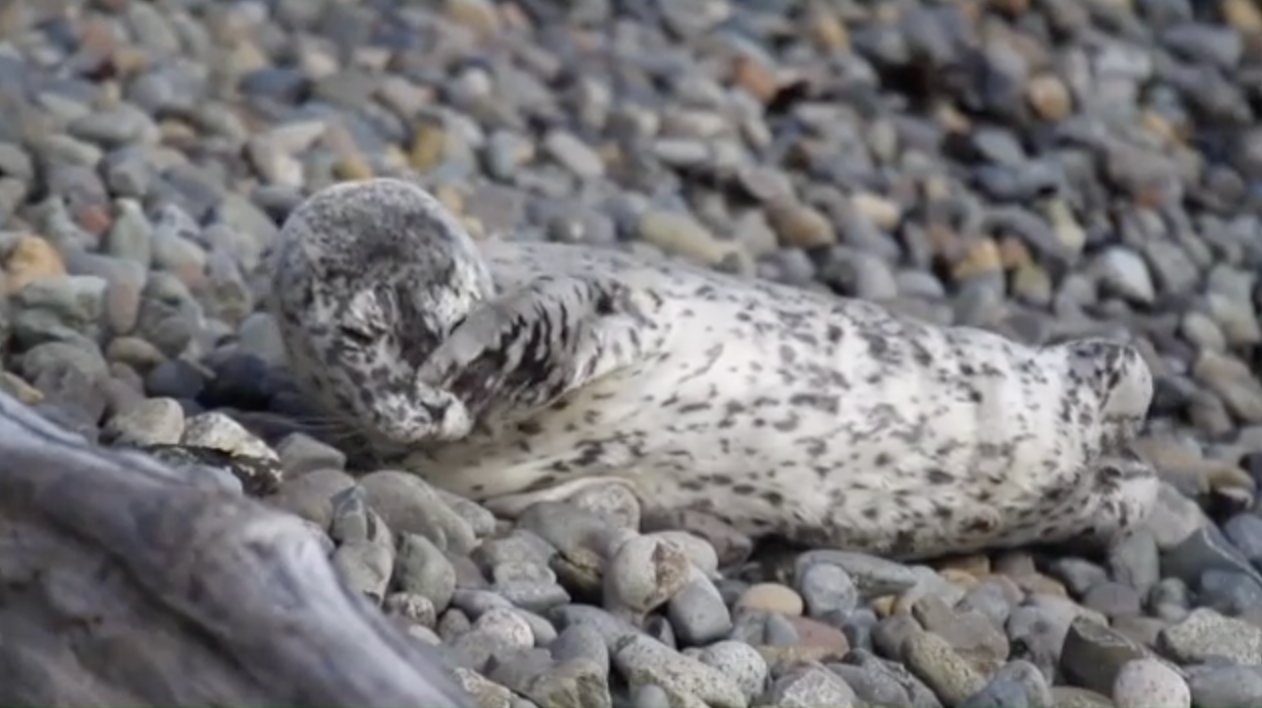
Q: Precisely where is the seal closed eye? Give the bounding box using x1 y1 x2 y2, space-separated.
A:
264 177 1160 561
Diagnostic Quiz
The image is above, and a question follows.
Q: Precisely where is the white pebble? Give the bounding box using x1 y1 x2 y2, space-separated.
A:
1112 658 1189 708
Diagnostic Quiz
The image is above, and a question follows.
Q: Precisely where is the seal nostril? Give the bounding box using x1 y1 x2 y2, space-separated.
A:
420 400 447 422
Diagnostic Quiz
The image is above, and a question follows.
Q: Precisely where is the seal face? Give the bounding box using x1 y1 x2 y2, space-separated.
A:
265 179 507 448
265 177 1160 561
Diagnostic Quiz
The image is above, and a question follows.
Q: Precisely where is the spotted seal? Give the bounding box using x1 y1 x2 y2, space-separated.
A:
263 177 1159 561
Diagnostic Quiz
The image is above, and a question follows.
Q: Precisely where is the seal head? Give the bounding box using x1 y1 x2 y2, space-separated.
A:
266 179 493 446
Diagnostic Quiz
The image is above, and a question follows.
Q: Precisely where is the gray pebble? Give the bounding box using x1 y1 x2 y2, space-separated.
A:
668 578 733 646
1004 605 1069 681
903 631 985 708
604 535 691 617
797 562 859 618
872 614 922 661
329 492 394 604
761 665 857 708
831 662 913 708
535 658 613 708
1108 529 1161 595
264 467 356 531
550 624 610 680
473 530 557 571
1158 607 1262 664
1148 577 1192 622
1197 569 1262 616
630 683 673 708
649 531 719 577
517 502 623 589
11 274 108 348
453 608 536 672
696 640 767 701
1162 525 1262 593
764 611 801 646
1059 616 1148 696
1186 664 1262 708
794 550 918 600
612 634 746 708
383 592 437 629
1081 581 1143 619
957 579 1017 628
492 561 571 614
358 470 476 554
1048 558 1109 597
1223 514 1262 570
393 532 456 612
181 411 276 461
548 604 641 648
435 488 498 538
1111 658 1190 708
273 432 347 476
104 396 184 446
960 675 1028 708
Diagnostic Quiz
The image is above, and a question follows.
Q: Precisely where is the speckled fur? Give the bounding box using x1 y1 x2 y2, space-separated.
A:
265 178 1159 561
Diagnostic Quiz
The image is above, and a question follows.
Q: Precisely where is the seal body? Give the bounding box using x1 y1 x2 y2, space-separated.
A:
265 178 1159 561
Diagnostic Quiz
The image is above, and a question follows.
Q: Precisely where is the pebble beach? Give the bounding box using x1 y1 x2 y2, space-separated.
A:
6 0 1262 707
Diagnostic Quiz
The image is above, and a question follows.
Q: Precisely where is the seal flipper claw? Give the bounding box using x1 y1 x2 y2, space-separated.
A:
418 274 658 426
482 476 639 519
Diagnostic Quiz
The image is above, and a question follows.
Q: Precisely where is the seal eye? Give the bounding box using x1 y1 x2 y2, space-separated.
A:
340 326 377 347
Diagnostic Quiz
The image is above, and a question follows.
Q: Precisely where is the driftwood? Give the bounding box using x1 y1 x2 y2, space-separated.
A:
0 390 474 708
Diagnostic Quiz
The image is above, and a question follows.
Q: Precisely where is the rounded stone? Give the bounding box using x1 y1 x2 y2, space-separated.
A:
1112 659 1190 708
736 583 805 617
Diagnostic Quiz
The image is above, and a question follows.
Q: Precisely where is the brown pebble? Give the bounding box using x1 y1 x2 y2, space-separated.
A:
105 336 168 372
1223 0 1262 34
4 234 66 295
732 54 781 105
1017 574 1069 598
950 239 1003 281
409 119 447 171
736 583 804 616
940 569 981 590
0 372 42 404
850 192 901 231
871 595 896 618
443 0 501 38
1026 73 1073 120
997 236 1033 270
936 554 992 578
76 202 112 237
766 199 836 249
333 157 373 181
786 615 850 655
804 1 848 50
903 631 986 707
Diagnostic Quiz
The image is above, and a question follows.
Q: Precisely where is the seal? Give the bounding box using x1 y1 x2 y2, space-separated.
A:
263 177 1160 561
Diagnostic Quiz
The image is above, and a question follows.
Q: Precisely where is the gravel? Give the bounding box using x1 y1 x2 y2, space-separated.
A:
6 0 1262 706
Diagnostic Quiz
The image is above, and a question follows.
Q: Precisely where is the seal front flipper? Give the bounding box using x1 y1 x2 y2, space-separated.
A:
416 273 663 429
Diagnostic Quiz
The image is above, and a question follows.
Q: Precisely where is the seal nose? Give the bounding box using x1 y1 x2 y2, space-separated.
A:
420 399 449 424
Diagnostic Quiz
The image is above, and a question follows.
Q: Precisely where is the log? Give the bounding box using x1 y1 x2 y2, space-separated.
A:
0 390 474 708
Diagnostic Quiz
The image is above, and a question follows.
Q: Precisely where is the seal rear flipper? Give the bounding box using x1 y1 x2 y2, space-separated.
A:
1040 451 1161 555
416 274 666 425
1060 338 1155 428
